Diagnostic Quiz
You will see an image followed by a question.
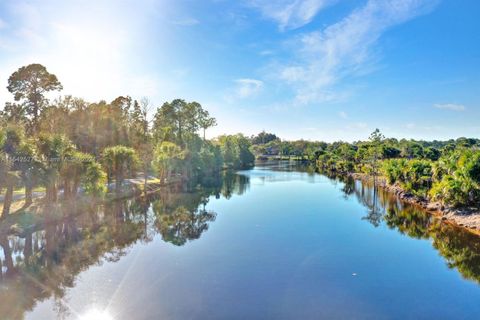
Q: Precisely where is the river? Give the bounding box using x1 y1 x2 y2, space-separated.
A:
1 160 480 319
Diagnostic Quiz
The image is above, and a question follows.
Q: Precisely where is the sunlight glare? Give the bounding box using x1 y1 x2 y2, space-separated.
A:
79 308 114 320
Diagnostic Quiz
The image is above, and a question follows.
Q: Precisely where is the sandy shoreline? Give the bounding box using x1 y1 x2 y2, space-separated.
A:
348 172 480 236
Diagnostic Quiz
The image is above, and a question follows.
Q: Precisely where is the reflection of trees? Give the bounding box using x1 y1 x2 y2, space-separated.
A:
0 170 251 318
0 200 147 319
0 202 147 319
155 206 216 246
433 225 480 284
340 176 355 197
384 205 432 239
221 172 249 199
149 170 249 246
341 175 480 285
340 177 389 227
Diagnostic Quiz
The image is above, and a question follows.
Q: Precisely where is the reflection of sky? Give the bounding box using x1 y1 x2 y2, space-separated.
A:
238 161 322 185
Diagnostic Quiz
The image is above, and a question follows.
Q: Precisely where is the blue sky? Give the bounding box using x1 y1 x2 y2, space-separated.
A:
0 0 479 141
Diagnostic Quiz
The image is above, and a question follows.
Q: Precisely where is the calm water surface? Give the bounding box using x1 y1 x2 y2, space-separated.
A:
2 161 480 319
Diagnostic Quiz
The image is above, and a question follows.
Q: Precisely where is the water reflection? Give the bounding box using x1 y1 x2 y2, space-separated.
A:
0 172 249 319
2 163 480 319
338 175 480 285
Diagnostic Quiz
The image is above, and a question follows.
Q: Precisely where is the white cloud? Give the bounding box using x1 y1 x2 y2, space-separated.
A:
276 0 438 104
338 111 348 119
249 0 336 30
433 103 466 111
171 17 199 26
234 78 264 98
354 122 368 129
259 50 274 56
406 122 416 129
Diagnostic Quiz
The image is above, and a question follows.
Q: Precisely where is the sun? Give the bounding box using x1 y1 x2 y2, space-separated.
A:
79 308 114 320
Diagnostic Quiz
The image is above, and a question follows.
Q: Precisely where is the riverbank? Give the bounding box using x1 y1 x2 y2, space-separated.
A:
349 172 480 235
0 176 182 236
256 155 308 161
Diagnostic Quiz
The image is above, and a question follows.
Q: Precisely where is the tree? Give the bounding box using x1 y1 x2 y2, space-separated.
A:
424 147 441 161
37 134 75 202
1 172 20 218
251 131 278 145
236 134 255 168
198 109 217 140
16 142 42 206
367 129 385 180
152 142 184 181
130 98 153 193
81 161 107 196
0 126 25 215
0 102 27 125
430 150 480 207
60 151 107 199
217 134 254 169
400 141 424 159
102 146 139 193
7 64 63 134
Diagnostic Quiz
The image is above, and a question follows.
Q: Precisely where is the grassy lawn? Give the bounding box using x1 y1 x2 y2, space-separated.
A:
13 186 46 195
0 199 29 214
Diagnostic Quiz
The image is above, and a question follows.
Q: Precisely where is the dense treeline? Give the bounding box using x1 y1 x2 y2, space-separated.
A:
315 130 480 207
250 129 480 208
0 63 254 218
250 131 326 160
2 63 478 217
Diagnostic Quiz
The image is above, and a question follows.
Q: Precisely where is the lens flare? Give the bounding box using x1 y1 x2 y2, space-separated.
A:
79 308 114 320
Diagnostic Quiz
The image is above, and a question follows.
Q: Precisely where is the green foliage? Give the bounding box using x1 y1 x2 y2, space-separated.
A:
37 134 76 200
7 64 62 134
381 159 432 197
429 150 480 207
424 147 441 161
102 146 139 191
403 160 432 196
400 142 424 159
216 134 255 169
153 141 184 180
82 161 107 196
382 159 407 184
1 64 230 203
251 131 278 145
2 63 480 209
314 129 479 207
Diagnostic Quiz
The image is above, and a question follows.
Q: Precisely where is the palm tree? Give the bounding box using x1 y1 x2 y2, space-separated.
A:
1 171 20 218
152 141 184 182
102 146 139 193
37 134 75 202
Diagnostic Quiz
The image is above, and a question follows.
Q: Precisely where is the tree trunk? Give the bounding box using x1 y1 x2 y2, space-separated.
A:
63 179 70 199
1 184 14 218
115 171 123 193
0 236 14 276
46 183 57 202
144 164 148 196
25 183 33 206
72 179 80 197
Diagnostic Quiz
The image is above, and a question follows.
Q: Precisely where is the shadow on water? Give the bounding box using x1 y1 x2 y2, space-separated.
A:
0 171 249 319
334 174 480 285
